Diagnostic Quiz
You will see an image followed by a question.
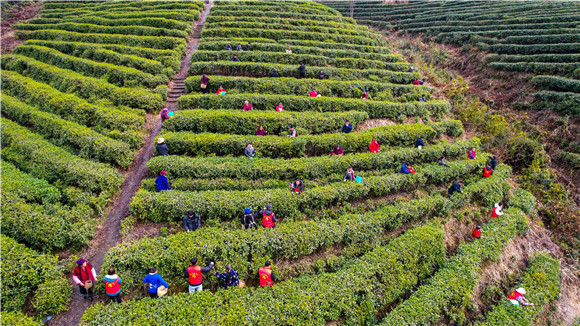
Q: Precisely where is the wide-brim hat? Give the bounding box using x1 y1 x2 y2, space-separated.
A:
157 138 165 144
516 287 526 294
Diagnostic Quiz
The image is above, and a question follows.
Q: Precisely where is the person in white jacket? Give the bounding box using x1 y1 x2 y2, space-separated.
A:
491 202 504 218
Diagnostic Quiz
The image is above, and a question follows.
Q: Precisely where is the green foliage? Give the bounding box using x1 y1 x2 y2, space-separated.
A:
1 160 62 204
490 43 580 55
186 75 428 101
1 70 144 131
12 45 168 87
0 311 40 326
532 91 580 116
509 188 537 214
132 157 488 222
1 118 123 195
381 206 529 325
0 235 70 315
1 95 134 168
489 62 580 76
148 138 480 180
205 15 369 31
178 93 448 119
15 22 189 38
27 16 191 31
206 8 353 23
159 122 457 158
163 109 368 135
474 253 560 326
531 75 580 93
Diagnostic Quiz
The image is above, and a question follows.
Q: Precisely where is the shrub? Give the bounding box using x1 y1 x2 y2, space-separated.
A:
159 122 456 158
490 43 580 55
12 45 168 88
509 188 536 214
1 70 144 131
185 75 428 101
205 21 377 39
531 75 580 93
280 38 388 53
163 109 368 135
132 156 488 222
380 206 529 325
532 91 580 116
148 138 480 179
15 22 189 38
474 253 560 326
0 311 41 326
0 235 70 314
1 118 123 194
488 62 580 76
1 160 62 205
178 93 448 119
27 16 191 31
1 95 134 168
33 277 72 315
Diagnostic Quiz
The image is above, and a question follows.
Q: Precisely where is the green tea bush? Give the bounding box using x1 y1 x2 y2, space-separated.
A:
509 188 536 214
79 11 199 22
1 160 61 204
205 15 369 31
141 177 288 192
531 75 580 93
148 138 480 179
27 16 191 31
490 43 580 55
185 75 427 101
1 95 134 168
163 109 368 135
381 206 529 325
1 70 144 131
532 91 580 116
1 118 123 194
206 9 352 23
0 235 70 314
12 45 168 87
132 156 487 222
188 61 417 83
178 93 447 119
0 311 40 326
15 22 189 38
280 38 387 53
86 225 445 325
2 55 163 112
159 122 456 158
503 33 580 45
205 21 377 39
488 62 580 76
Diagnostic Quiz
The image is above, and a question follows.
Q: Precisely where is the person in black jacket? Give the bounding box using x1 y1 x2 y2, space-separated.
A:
297 63 306 78
241 207 257 230
488 155 498 169
156 138 168 156
270 69 280 77
230 55 241 62
447 181 464 198
183 210 201 232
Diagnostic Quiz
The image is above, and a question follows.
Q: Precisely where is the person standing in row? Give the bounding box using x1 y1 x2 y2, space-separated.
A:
183 210 201 232
185 258 214 293
241 207 257 230
369 139 380 153
215 264 240 288
245 143 256 158
73 259 97 302
258 261 276 287
491 202 504 218
156 138 168 156
259 204 276 228
255 125 267 136
437 155 450 167
103 268 122 303
200 74 210 94
297 63 306 78
287 125 297 138
155 171 170 191
332 145 344 156
275 102 284 111
341 120 353 133
143 267 168 299
243 101 253 111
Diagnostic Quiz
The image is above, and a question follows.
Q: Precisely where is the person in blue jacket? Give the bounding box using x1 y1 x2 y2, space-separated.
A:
447 181 465 198
143 267 169 298
341 120 353 133
400 162 415 174
415 136 425 148
155 171 170 191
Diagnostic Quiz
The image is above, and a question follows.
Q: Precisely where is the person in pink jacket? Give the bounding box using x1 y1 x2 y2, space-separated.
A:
243 101 253 111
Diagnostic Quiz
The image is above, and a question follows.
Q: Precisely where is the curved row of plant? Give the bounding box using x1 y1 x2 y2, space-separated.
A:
132 156 491 222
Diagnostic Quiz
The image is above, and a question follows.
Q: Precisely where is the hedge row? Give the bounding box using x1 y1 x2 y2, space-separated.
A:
141 177 289 192
190 50 404 70
2 55 164 112
380 206 530 325
85 225 445 325
488 62 580 76
16 29 187 51
185 76 427 101
1 70 144 132
163 109 369 135
1 118 123 195
27 16 191 31
531 75 580 93
205 15 369 31
73 11 200 23
197 41 391 60
90 167 510 318
1 235 71 315
149 137 479 180
203 37 388 53
1 160 61 205
503 33 580 45
188 61 417 83
490 43 580 55
532 91 580 116
159 121 462 158
205 21 378 39
24 39 181 72
405 21 580 34
1 193 95 252
211 6 342 19
42 4 203 18
178 93 448 119
474 253 560 326
1 95 134 168
13 45 168 88
486 53 580 64
201 28 382 46
23 39 172 76
15 22 189 39
0 311 41 326
43 1 203 13
132 156 488 222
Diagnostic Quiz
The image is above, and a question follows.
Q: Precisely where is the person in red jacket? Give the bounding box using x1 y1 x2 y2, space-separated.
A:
369 139 380 153
309 88 319 97
468 147 477 159
471 225 482 239
257 261 277 287
482 164 493 178
275 102 284 111
412 79 421 85
491 202 504 218
255 125 267 136
185 257 214 293
73 258 97 301
508 287 534 306
259 204 276 228
331 145 344 156
216 85 226 95
243 101 253 111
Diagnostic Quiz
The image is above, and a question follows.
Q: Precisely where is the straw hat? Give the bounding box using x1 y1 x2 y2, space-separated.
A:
516 287 526 294
157 138 165 144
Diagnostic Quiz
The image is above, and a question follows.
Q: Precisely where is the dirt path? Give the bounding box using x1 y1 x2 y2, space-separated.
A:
1 1 44 54
50 4 212 325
